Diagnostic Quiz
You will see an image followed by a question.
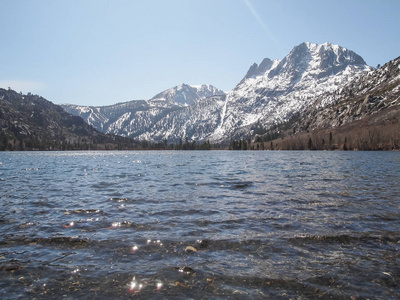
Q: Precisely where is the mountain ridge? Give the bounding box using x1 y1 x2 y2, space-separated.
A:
3 41 398 151
62 42 373 144
150 83 225 106
207 42 371 142
246 55 400 150
61 83 225 141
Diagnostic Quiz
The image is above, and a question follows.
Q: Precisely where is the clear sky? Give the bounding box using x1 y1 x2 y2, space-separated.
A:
1 0 399 106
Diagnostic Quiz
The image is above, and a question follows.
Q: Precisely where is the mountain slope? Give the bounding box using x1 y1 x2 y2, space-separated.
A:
136 95 226 142
62 42 374 144
150 83 225 106
0 89 138 150
253 56 400 150
208 42 371 142
297 55 400 131
61 84 225 140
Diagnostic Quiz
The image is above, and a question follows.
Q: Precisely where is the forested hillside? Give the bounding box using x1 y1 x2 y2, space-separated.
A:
0 89 138 151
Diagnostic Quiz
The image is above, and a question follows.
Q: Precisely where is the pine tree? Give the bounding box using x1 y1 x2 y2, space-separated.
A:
308 137 313 150
343 137 348 151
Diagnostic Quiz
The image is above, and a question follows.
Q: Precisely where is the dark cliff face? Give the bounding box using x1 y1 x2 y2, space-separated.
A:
244 63 259 79
0 89 137 150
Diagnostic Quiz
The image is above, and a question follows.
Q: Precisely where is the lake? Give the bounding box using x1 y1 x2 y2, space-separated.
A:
0 151 399 299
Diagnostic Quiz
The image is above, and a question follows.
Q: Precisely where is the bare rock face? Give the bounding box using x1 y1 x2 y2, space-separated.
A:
244 58 274 80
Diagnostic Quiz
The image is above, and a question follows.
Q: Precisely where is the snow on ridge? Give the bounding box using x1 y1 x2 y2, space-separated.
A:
149 83 225 106
61 42 372 144
207 42 371 142
305 42 345 53
170 43 365 142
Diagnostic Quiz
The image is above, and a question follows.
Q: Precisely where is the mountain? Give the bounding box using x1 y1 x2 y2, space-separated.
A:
297 55 400 131
62 100 178 138
250 55 400 150
61 84 225 141
0 89 138 151
150 83 225 106
62 43 372 144
4 42 397 150
208 42 371 142
135 95 227 142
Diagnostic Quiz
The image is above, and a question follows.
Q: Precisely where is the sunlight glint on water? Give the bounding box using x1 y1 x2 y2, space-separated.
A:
0 151 399 299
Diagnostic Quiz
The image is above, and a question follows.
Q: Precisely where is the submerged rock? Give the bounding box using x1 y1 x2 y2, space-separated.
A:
174 266 196 275
185 246 197 253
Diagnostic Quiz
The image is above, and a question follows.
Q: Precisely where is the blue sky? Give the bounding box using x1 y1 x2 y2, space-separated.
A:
1 0 399 106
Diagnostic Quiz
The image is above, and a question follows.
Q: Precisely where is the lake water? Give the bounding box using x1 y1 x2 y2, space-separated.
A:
0 151 399 299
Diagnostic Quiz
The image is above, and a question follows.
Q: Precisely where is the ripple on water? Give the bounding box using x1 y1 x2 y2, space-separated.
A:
0 151 399 299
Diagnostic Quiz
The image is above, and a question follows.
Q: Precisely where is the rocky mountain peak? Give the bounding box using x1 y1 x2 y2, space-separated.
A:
209 42 372 142
62 42 377 145
150 83 225 106
244 58 274 79
267 42 367 82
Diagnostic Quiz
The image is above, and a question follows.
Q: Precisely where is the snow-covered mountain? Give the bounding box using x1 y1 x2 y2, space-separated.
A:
294 55 400 131
208 42 371 142
62 42 373 143
255 55 400 150
150 83 225 106
61 84 225 140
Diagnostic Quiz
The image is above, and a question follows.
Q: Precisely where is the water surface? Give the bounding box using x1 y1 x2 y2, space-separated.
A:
0 151 399 299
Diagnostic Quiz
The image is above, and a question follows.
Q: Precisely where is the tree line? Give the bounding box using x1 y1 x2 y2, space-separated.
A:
139 137 212 150
0 132 213 151
0 133 140 151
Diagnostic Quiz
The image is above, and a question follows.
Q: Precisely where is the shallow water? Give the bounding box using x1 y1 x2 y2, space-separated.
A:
0 151 399 299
